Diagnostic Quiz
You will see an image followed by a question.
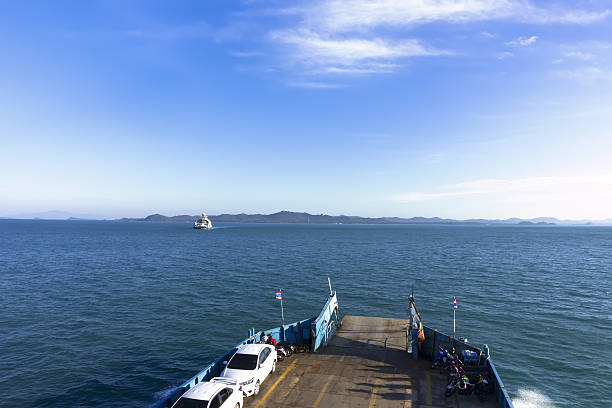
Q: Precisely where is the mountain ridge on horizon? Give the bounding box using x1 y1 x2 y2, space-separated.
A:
3 210 612 225
119 210 611 225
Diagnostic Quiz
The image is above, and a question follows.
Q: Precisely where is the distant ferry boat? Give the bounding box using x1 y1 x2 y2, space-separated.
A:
193 212 212 230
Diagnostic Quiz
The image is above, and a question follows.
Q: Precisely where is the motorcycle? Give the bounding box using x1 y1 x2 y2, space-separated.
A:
432 347 464 374
445 374 473 397
445 370 492 400
472 371 493 401
276 344 290 361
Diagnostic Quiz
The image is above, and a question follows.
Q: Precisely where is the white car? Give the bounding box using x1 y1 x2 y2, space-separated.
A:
170 377 243 408
221 343 277 397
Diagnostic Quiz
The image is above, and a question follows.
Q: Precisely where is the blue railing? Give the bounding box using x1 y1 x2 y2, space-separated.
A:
415 326 514 408
419 326 483 360
310 292 339 352
409 298 514 408
486 357 514 408
152 293 338 408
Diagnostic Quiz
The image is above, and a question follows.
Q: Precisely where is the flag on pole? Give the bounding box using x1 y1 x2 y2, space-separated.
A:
275 290 282 300
453 297 457 310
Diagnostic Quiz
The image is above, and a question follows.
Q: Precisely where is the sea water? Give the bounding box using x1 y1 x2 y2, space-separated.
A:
1 220 610 407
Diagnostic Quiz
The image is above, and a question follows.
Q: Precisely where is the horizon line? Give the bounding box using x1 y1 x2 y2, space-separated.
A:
2 210 612 224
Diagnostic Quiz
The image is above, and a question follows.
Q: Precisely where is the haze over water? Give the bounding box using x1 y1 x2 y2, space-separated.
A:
1 220 610 408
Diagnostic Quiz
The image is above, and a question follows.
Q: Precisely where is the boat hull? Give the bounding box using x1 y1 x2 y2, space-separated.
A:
153 292 513 408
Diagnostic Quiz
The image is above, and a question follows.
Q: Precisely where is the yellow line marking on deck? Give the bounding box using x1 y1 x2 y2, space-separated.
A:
312 375 334 408
369 378 381 408
339 355 345 363
253 358 299 408
425 370 432 407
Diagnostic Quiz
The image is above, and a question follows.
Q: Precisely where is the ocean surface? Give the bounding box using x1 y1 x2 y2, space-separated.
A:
1 220 610 408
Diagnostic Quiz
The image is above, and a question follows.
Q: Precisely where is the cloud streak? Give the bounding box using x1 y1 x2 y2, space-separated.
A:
553 41 612 65
263 0 609 82
269 29 448 75
393 175 612 202
506 35 538 46
296 0 610 32
553 66 612 81
497 51 514 60
286 80 346 89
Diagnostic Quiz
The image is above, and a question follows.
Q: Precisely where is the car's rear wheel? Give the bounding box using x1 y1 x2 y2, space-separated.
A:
254 380 260 396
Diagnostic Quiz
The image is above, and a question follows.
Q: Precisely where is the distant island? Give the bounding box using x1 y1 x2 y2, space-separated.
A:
117 211 568 225
5 210 610 225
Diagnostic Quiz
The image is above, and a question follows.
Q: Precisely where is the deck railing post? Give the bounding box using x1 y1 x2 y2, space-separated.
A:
411 323 419 360
432 329 437 357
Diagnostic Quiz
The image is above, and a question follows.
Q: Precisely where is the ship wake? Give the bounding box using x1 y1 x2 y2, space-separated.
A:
513 388 556 408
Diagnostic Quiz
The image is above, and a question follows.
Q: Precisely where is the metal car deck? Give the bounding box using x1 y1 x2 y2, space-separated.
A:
248 315 496 408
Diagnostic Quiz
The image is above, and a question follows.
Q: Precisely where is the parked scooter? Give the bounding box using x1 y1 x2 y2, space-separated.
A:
472 371 493 401
445 370 492 400
433 347 465 374
276 344 290 360
445 374 473 397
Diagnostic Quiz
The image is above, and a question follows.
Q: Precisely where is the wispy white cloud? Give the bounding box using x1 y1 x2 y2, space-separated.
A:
506 35 538 46
269 28 448 75
303 0 515 31
553 41 612 64
554 66 612 81
520 7 611 24
286 80 346 89
393 175 612 203
318 64 399 74
294 0 610 32
562 50 594 61
263 1 609 83
229 50 266 58
497 51 514 60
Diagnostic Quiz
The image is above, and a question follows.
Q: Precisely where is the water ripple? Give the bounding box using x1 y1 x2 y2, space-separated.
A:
0 221 610 407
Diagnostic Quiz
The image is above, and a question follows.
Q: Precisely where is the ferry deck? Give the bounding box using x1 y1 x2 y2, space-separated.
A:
248 315 496 408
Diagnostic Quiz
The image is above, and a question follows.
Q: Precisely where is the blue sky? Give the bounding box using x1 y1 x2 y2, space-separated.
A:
1 0 612 219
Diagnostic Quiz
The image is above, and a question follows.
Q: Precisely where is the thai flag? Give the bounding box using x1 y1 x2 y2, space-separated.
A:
453 297 457 310
275 290 282 300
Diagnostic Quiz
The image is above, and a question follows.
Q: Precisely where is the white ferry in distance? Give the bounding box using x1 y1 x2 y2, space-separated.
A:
194 212 212 230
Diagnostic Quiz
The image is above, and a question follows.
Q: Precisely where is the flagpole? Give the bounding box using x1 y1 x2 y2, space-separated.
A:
453 307 456 339
280 288 285 327
452 297 457 339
